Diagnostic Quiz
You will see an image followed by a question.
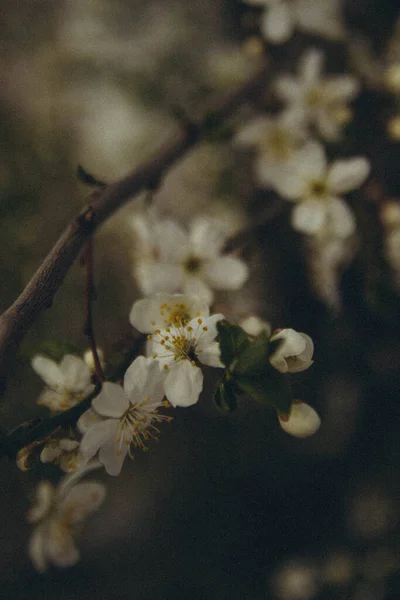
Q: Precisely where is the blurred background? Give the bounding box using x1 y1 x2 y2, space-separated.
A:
0 1 399 598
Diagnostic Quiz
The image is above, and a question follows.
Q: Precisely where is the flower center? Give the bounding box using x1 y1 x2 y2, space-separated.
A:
117 401 172 456
310 179 327 198
183 255 202 274
159 302 192 327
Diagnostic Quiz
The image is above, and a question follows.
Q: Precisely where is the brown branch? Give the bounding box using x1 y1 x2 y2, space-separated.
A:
0 62 268 394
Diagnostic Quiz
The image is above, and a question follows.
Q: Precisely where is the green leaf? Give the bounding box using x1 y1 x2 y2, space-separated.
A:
213 381 237 413
29 340 81 362
233 335 292 413
217 321 250 368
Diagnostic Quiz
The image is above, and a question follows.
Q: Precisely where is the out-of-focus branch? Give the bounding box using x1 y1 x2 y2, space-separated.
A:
0 62 268 394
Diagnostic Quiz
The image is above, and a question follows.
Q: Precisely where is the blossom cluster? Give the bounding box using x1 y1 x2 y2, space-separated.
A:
26 213 320 571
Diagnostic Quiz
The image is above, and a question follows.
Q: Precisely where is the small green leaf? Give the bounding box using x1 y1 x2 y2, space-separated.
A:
233 335 292 413
214 381 237 413
30 341 80 362
217 321 250 368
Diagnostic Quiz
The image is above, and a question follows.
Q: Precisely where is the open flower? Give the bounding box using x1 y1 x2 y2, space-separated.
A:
79 357 170 476
270 328 314 373
275 48 359 140
271 141 370 237
278 401 321 438
31 354 94 412
27 471 105 572
130 213 249 304
130 294 224 407
244 0 344 45
234 110 308 187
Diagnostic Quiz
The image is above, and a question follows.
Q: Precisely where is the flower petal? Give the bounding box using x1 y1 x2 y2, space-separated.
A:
291 200 327 235
135 263 184 296
80 418 119 462
325 198 356 238
130 293 209 333
98 438 128 476
278 401 321 438
28 525 48 572
26 482 54 524
77 408 103 434
299 48 324 86
164 361 203 407
31 356 63 388
189 217 228 258
60 482 106 524
92 382 129 417
262 1 294 43
196 341 224 368
327 157 370 194
124 356 165 405
154 219 190 262
204 257 249 290
59 355 93 393
46 520 79 568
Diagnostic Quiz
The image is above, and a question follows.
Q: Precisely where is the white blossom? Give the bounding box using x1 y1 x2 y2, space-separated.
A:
234 111 308 187
40 438 87 473
278 401 321 438
239 315 272 337
130 213 249 304
270 328 314 373
244 0 344 45
31 354 95 412
271 141 370 237
275 48 359 140
27 471 105 572
130 294 224 408
79 357 170 476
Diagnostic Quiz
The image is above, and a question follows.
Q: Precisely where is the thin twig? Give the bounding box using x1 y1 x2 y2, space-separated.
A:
82 239 105 383
0 62 268 394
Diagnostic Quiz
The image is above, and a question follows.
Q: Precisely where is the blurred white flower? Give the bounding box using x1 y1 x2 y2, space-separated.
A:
234 110 308 187
244 0 344 45
275 48 359 140
79 357 169 476
306 230 356 311
83 347 105 372
130 294 224 407
239 315 272 337
278 401 321 438
271 558 319 599
270 328 314 373
130 213 249 304
271 141 370 237
31 355 94 412
27 473 105 572
40 438 86 473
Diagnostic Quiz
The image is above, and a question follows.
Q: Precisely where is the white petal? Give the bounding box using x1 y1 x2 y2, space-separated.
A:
183 277 214 305
295 0 344 39
323 76 359 102
234 116 272 147
189 217 227 258
299 48 324 86
77 408 103 434
80 418 119 461
164 361 203 407
28 525 48 572
196 341 224 368
154 219 190 262
291 200 327 235
135 262 184 296
124 356 165 405
272 165 309 200
327 157 370 194
326 198 356 238
31 356 63 388
292 141 327 182
274 76 301 104
239 316 272 337
98 438 128 476
204 257 249 290
60 482 106 524
130 293 209 333
59 355 93 393
92 382 129 417
27 482 54 524
262 2 294 43
192 313 225 347
46 520 79 568
278 402 321 438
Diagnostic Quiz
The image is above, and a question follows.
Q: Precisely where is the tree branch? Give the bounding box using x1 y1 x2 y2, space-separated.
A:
0 63 268 393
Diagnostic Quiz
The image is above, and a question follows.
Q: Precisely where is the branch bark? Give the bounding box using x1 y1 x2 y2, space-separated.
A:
0 63 267 393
